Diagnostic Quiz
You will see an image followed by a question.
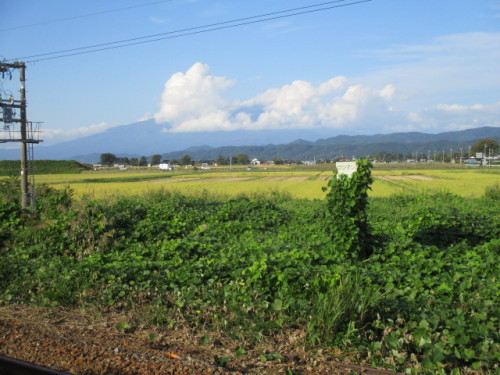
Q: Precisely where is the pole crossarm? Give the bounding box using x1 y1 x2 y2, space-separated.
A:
0 103 24 109
0 139 41 144
0 62 25 70
1 118 22 122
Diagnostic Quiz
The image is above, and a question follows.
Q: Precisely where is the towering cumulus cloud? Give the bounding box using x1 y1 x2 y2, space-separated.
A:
154 62 235 131
155 62 396 133
155 57 500 133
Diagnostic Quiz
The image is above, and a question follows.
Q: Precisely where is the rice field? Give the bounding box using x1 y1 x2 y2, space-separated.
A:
23 166 500 199
371 168 500 197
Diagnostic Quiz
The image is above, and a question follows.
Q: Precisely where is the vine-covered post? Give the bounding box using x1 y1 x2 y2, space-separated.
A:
323 159 373 258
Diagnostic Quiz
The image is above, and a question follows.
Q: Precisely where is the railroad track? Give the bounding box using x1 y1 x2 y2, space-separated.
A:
0 355 71 375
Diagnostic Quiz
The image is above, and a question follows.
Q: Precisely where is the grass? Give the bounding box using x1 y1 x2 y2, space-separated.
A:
0 160 91 175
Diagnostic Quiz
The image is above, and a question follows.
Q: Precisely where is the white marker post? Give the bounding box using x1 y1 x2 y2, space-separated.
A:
336 161 357 178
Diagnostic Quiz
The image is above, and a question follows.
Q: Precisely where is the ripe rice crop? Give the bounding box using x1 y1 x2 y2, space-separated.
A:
18 167 499 199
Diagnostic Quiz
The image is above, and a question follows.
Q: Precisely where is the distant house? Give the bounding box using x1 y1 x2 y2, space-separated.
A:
302 160 316 166
251 158 260 166
159 161 173 171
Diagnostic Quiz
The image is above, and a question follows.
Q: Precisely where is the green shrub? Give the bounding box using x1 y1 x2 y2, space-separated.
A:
484 183 500 200
323 159 373 258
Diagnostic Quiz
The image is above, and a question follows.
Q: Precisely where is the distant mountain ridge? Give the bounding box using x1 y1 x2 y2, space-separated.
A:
0 120 498 163
0 120 339 162
160 127 500 162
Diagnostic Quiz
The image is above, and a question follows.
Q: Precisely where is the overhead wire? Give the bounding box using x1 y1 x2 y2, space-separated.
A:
13 0 351 61
10 0 372 63
13 0 356 61
0 0 177 32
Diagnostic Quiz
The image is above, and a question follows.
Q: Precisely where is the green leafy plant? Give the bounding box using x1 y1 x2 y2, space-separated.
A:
115 321 131 332
214 355 231 367
1 182 499 373
323 159 373 258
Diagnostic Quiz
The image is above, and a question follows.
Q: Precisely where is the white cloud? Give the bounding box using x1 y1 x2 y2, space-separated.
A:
360 32 500 101
155 63 397 132
150 31 500 135
404 102 500 132
154 62 234 132
41 122 115 145
149 16 167 24
137 112 153 122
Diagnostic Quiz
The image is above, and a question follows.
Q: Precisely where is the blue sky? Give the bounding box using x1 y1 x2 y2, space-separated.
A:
1 0 499 146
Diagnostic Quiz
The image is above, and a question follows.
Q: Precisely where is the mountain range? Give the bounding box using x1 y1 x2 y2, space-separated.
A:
0 119 498 163
162 126 500 162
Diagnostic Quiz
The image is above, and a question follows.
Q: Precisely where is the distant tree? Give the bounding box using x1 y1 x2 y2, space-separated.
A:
216 155 229 166
471 139 499 155
272 157 284 165
151 154 162 165
100 153 116 165
233 153 250 165
130 157 139 166
392 153 404 162
115 156 129 165
180 154 192 166
139 156 148 166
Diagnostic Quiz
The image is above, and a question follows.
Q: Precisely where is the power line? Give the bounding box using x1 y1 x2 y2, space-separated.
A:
0 0 176 32
13 0 353 61
11 0 372 63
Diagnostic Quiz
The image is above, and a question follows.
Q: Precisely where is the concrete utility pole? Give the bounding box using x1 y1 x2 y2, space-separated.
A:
18 63 29 209
0 61 41 210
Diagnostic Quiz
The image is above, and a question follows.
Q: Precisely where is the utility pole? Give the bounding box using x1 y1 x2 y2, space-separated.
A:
0 61 42 210
484 143 487 167
19 63 29 209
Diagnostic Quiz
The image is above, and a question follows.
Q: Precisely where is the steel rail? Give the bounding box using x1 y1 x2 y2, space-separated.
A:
0 355 71 375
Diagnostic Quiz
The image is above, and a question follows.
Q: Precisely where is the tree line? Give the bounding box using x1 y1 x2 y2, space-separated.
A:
370 138 499 163
99 138 499 166
98 153 252 166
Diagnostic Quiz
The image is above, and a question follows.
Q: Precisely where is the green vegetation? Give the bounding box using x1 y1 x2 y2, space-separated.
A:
0 160 91 175
471 138 499 154
1 169 499 373
62 174 172 184
324 159 373 258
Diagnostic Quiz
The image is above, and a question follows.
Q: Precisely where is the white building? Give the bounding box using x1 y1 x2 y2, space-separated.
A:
159 161 173 171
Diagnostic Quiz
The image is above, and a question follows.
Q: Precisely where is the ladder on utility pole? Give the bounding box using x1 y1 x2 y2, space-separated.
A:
27 131 36 209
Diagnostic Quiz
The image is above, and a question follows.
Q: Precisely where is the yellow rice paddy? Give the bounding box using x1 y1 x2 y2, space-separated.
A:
23 166 500 200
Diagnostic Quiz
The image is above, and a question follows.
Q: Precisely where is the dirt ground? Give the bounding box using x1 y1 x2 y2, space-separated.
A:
375 175 435 181
0 304 400 375
146 175 436 185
